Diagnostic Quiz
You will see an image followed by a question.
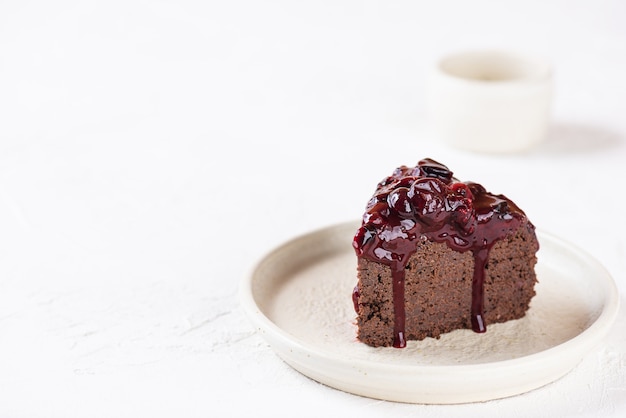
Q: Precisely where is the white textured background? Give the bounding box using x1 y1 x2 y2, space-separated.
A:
0 1 625 417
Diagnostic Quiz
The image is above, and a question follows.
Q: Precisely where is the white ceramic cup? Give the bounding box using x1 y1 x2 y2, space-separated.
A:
427 50 553 153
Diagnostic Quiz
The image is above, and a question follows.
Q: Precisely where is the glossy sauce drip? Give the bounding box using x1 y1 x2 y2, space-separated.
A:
391 261 406 348
471 248 489 333
353 159 524 347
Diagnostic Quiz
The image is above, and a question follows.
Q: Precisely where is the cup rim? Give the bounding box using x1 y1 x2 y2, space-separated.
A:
434 49 552 86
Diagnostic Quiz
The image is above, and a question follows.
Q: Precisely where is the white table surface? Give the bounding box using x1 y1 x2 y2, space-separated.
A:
1 1 625 417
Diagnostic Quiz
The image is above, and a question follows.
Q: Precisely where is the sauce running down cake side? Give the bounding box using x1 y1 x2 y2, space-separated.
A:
352 158 539 348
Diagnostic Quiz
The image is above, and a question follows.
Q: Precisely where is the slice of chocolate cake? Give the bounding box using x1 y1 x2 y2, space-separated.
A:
352 158 539 348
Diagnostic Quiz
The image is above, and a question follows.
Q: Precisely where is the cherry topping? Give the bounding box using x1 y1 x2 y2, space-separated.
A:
450 182 474 200
387 187 413 217
416 158 454 182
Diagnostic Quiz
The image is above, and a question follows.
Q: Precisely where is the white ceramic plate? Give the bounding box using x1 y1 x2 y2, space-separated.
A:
240 221 620 404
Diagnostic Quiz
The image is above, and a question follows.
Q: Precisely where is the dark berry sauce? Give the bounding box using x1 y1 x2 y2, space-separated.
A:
352 158 526 348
